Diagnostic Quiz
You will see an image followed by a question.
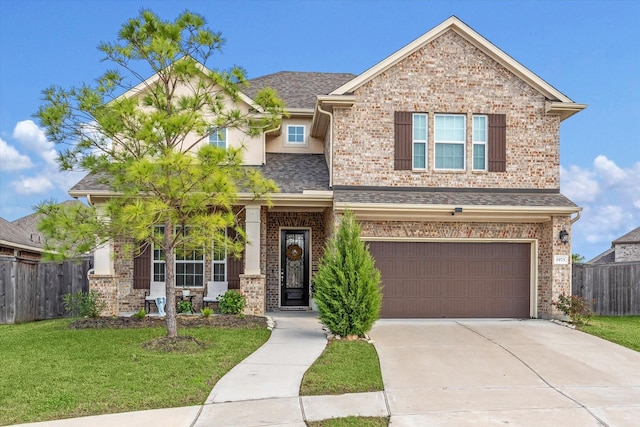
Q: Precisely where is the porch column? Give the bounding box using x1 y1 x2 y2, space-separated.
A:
245 204 262 275
93 204 113 275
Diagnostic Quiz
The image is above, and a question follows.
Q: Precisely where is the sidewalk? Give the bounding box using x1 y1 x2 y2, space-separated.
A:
12 311 388 427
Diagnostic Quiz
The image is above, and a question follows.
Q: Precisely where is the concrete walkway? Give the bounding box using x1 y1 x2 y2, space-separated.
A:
12 311 388 427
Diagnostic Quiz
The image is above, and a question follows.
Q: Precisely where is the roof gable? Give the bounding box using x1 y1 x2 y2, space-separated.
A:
613 226 640 244
330 16 585 119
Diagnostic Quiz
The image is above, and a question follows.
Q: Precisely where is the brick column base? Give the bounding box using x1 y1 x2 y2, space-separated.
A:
240 274 265 317
89 275 118 316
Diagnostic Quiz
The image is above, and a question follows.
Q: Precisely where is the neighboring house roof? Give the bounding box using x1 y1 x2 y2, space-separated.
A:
329 16 586 120
0 216 43 253
70 153 329 197
612 226 640 245
586 225 640 264
245 72 356 110
587 248 615 264
11 200 81 245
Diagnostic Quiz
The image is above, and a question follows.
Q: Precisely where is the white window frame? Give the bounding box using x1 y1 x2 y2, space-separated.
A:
152 226 166 282
412 113 428 170
209 127 227 149
472 115 488 171
286 125 306 145
151 226 205 288
211 231 227 283
434 114 466 170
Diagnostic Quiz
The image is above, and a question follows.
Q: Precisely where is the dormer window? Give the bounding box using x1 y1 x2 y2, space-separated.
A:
286 125 306 145
209 128 227 149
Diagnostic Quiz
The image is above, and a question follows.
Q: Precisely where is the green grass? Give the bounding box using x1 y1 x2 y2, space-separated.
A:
579 316 640 352
307 416 389 427
0 319 270 426
300 340 384 396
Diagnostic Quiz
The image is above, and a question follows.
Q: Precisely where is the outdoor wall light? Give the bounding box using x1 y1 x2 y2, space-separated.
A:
451 207 463 215
559 228 569 244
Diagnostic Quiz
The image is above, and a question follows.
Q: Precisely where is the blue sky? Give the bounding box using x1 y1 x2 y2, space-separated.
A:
0 0 638 260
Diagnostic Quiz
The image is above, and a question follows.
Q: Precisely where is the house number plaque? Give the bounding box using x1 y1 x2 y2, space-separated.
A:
553 255 569 265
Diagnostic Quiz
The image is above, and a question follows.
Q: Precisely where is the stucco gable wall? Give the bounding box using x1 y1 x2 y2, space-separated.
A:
332 30 561 189
129 78 264 165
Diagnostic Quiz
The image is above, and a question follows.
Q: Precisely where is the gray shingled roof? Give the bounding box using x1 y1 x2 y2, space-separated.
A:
245 72 356 110
70 153 329 195
0 217 43 250
334 188 578 207
260 153 329 193
613 226 640 244
11 200 82 246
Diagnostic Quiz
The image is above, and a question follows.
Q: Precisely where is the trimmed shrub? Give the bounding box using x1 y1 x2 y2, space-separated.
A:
313 210 382 337
218 290 246 315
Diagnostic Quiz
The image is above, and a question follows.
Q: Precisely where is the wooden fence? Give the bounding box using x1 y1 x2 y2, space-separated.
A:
572 262 640 315
0 256 91 324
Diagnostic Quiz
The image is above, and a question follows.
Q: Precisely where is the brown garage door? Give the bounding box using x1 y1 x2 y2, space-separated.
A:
368 241 531 318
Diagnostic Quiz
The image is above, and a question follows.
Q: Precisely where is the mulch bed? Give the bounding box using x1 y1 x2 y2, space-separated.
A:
69 314 267 330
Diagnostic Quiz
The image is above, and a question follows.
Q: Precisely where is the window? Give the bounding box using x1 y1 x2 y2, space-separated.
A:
152 226 166 282
473 115 487 170
152 226 205 288
209 128 226 149
412 113 427 169
212 232 227 283
286 125 305 144
435 114 466 170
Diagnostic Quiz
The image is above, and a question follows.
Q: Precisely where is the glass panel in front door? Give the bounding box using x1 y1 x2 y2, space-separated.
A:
281 231 309 306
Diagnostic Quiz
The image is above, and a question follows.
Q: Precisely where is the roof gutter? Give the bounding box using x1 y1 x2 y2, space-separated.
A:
336 202 582 222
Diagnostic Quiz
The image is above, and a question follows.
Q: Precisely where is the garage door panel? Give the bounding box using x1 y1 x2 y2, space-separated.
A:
369 242 531 318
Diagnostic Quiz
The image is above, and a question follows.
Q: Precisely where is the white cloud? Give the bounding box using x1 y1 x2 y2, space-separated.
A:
12 120 57 166
560 165 599 202
593 155 626 186
0 138 33 171
11 175 54 195
563 156 640 259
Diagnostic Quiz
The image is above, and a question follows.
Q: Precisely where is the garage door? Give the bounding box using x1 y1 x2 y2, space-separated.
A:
367 242 531 318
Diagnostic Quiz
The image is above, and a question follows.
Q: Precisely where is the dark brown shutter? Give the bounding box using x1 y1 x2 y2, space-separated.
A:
488 114 507 172
394 111 413 170
227 228 244 290
133 243 151 289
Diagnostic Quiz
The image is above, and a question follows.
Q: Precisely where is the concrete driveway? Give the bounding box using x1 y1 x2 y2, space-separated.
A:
370 319 640 426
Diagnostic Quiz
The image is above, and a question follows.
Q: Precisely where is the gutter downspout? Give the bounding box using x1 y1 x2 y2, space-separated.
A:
262 123 281 165
316 103 333 188
570 210 581 224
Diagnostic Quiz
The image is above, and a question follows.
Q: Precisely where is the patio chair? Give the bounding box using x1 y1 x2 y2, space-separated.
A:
144 281 166 313
203 281 228 309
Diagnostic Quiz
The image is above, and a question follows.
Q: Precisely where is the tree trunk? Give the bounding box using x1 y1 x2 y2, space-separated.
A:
164 218 178 337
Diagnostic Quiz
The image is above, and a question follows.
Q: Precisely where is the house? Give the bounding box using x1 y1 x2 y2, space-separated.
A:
69 16 585 319
588 226 640 264
0 217 43 260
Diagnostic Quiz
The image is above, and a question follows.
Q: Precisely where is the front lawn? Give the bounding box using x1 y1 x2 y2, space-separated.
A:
579 315 640 352
300 340 384 396
0 318 270 426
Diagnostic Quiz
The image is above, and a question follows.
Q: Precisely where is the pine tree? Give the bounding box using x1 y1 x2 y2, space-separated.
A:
313 210 382 337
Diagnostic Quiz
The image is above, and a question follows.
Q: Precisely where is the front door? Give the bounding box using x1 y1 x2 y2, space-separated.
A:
280 230 310 307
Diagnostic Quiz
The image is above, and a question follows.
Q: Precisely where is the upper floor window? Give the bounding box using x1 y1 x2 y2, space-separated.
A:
412 113 427 170
286 125 306 145
473 115 488 170
435 114 466 170
209 128 227 149
394 111 506 173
